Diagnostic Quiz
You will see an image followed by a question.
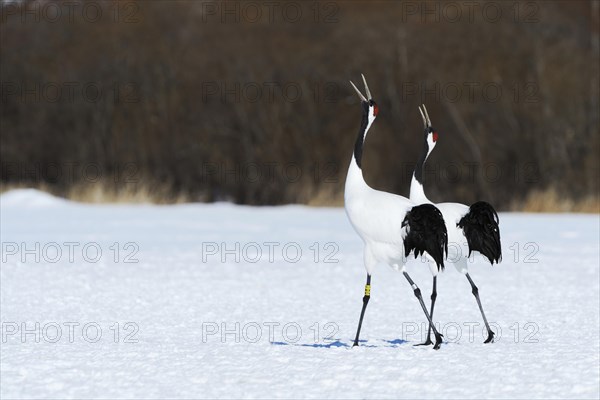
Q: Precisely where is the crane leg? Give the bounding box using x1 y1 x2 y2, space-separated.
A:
414 276 436 346
403 272 443 350
353 274 371 347
466 273 495 343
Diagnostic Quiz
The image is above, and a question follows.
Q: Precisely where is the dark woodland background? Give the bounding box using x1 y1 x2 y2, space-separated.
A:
1 0 599 211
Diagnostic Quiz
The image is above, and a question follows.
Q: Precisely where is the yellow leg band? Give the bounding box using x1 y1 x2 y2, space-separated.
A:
364 284 371 297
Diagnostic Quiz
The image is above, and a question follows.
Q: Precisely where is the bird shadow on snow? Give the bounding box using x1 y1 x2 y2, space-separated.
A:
270 338 409 349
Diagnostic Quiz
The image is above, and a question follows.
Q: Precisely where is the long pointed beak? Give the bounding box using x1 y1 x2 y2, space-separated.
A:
418 106 427 126
361 74 372 100
349 80 367 102
422 104 431 126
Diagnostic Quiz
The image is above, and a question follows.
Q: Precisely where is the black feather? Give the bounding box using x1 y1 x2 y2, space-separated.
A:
353 101 370 169
402 204 448 271
457 201 502 265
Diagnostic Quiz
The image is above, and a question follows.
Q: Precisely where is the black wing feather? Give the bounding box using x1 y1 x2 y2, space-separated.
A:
402 204 448 271
457 201 502 265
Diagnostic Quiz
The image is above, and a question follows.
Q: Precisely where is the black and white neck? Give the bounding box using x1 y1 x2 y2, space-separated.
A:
410 104 437 204
351 99 377 171
346 76 378 193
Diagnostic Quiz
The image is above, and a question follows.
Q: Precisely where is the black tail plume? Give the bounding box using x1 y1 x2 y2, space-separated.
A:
457 201 502 265
402 204 448 271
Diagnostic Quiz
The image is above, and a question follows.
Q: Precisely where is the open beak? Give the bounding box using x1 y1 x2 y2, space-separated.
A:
418 104 432 127
361 74 372 100
349 73 372 102
349 80 367 102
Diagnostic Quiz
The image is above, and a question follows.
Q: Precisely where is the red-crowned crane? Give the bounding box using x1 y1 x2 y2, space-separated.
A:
345 76 448 350
409 104 502 345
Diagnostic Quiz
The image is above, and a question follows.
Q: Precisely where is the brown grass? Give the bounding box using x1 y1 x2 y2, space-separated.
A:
305 186 344 208
2 184 598 213
0 181 191 205
67 182 191 205
512 188 600 213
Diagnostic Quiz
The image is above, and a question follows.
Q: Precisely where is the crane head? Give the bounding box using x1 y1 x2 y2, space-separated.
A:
350 74 379 122
419 104 438 151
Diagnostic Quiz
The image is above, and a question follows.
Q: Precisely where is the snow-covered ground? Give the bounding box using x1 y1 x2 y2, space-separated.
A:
1 189 599 399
